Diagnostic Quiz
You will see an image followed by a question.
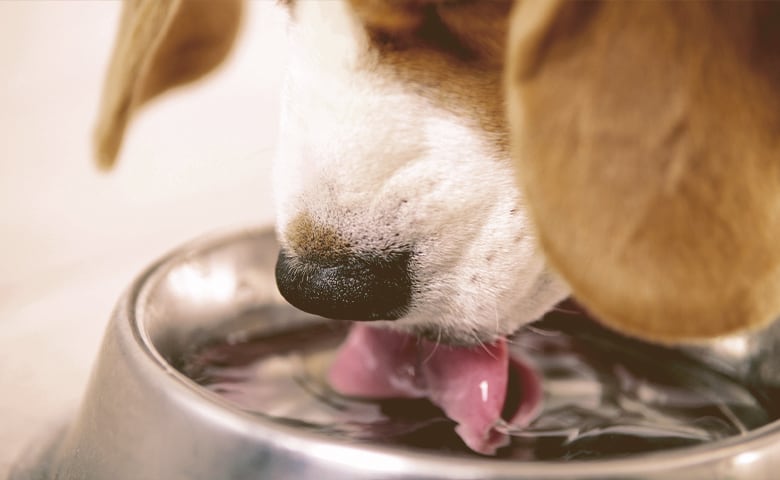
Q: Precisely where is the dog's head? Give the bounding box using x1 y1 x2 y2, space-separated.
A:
95 0 780 345
270 0 568 344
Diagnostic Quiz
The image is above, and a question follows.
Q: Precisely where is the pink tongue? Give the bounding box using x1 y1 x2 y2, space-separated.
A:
328 324 542 455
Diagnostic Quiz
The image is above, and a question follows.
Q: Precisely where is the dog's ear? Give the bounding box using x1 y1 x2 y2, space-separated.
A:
94 0 243 169
506 1 780 342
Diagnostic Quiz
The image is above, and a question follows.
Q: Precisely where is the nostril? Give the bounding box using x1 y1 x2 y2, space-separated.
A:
275 248 413 321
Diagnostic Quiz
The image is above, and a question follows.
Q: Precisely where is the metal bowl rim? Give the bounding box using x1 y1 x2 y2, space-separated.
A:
127 226 780 478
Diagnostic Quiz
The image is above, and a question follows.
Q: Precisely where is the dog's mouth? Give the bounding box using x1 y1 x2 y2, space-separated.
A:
328 324 542 455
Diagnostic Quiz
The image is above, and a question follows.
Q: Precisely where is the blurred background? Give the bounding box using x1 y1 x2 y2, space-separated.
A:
0 1 287 472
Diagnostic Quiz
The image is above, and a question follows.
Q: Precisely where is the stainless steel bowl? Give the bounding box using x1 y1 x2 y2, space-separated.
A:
10 228 780 480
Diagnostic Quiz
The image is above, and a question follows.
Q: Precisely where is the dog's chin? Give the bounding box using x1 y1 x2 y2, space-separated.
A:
370 276 570 348
402 324 497 347
373 315 529 348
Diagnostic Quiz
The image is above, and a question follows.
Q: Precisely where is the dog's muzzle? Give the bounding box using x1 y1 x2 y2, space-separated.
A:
275 248 413 321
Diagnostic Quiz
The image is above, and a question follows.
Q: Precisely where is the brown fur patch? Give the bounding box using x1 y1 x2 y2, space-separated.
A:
286 213 352 262
507 0 780 342
351 0 513 155
347 0 428 34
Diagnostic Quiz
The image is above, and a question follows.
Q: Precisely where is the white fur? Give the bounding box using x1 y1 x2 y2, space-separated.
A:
273 1 569 344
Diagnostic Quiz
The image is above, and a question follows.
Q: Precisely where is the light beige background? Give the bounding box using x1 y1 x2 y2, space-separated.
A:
0 1 287 474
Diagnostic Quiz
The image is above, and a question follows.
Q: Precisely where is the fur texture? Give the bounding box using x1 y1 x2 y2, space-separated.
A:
507 0 780 342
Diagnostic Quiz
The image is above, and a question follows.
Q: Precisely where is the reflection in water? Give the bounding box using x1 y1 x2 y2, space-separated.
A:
179 309 776 460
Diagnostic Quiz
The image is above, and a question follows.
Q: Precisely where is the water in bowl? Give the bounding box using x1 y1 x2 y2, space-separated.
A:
176 306 779 460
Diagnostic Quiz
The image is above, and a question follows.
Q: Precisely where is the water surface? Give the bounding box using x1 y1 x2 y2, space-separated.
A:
178 308 777 460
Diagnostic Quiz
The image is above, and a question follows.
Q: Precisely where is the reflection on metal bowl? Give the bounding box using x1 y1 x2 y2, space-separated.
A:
10 228 780 479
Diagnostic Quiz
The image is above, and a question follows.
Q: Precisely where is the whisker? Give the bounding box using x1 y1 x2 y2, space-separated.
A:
551 306 582 315
421 328 443 365
525 324 562 336
470 328 497 360
504 337 544 354
493 301 501 337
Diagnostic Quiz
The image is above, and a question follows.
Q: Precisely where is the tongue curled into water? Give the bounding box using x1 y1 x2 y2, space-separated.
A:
327 325 542 455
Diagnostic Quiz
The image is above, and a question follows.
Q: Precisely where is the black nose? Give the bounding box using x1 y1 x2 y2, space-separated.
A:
275 248 413 321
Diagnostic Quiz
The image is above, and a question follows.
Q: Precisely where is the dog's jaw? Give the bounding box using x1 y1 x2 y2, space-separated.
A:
273 0 569 345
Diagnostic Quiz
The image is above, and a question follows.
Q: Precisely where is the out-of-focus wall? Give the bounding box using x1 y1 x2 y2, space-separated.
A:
0 1 288 472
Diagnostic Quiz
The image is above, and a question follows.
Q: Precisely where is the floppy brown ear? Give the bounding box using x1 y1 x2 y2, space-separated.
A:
94 0 243 169
506 1 780 342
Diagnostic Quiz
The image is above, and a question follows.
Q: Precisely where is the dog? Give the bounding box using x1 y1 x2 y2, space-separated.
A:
94 0 780 347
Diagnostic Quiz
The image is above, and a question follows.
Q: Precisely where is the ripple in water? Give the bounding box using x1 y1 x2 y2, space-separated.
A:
176 308 777 460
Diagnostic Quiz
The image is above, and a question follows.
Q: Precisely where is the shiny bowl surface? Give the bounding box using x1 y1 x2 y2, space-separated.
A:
10 227 780 480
